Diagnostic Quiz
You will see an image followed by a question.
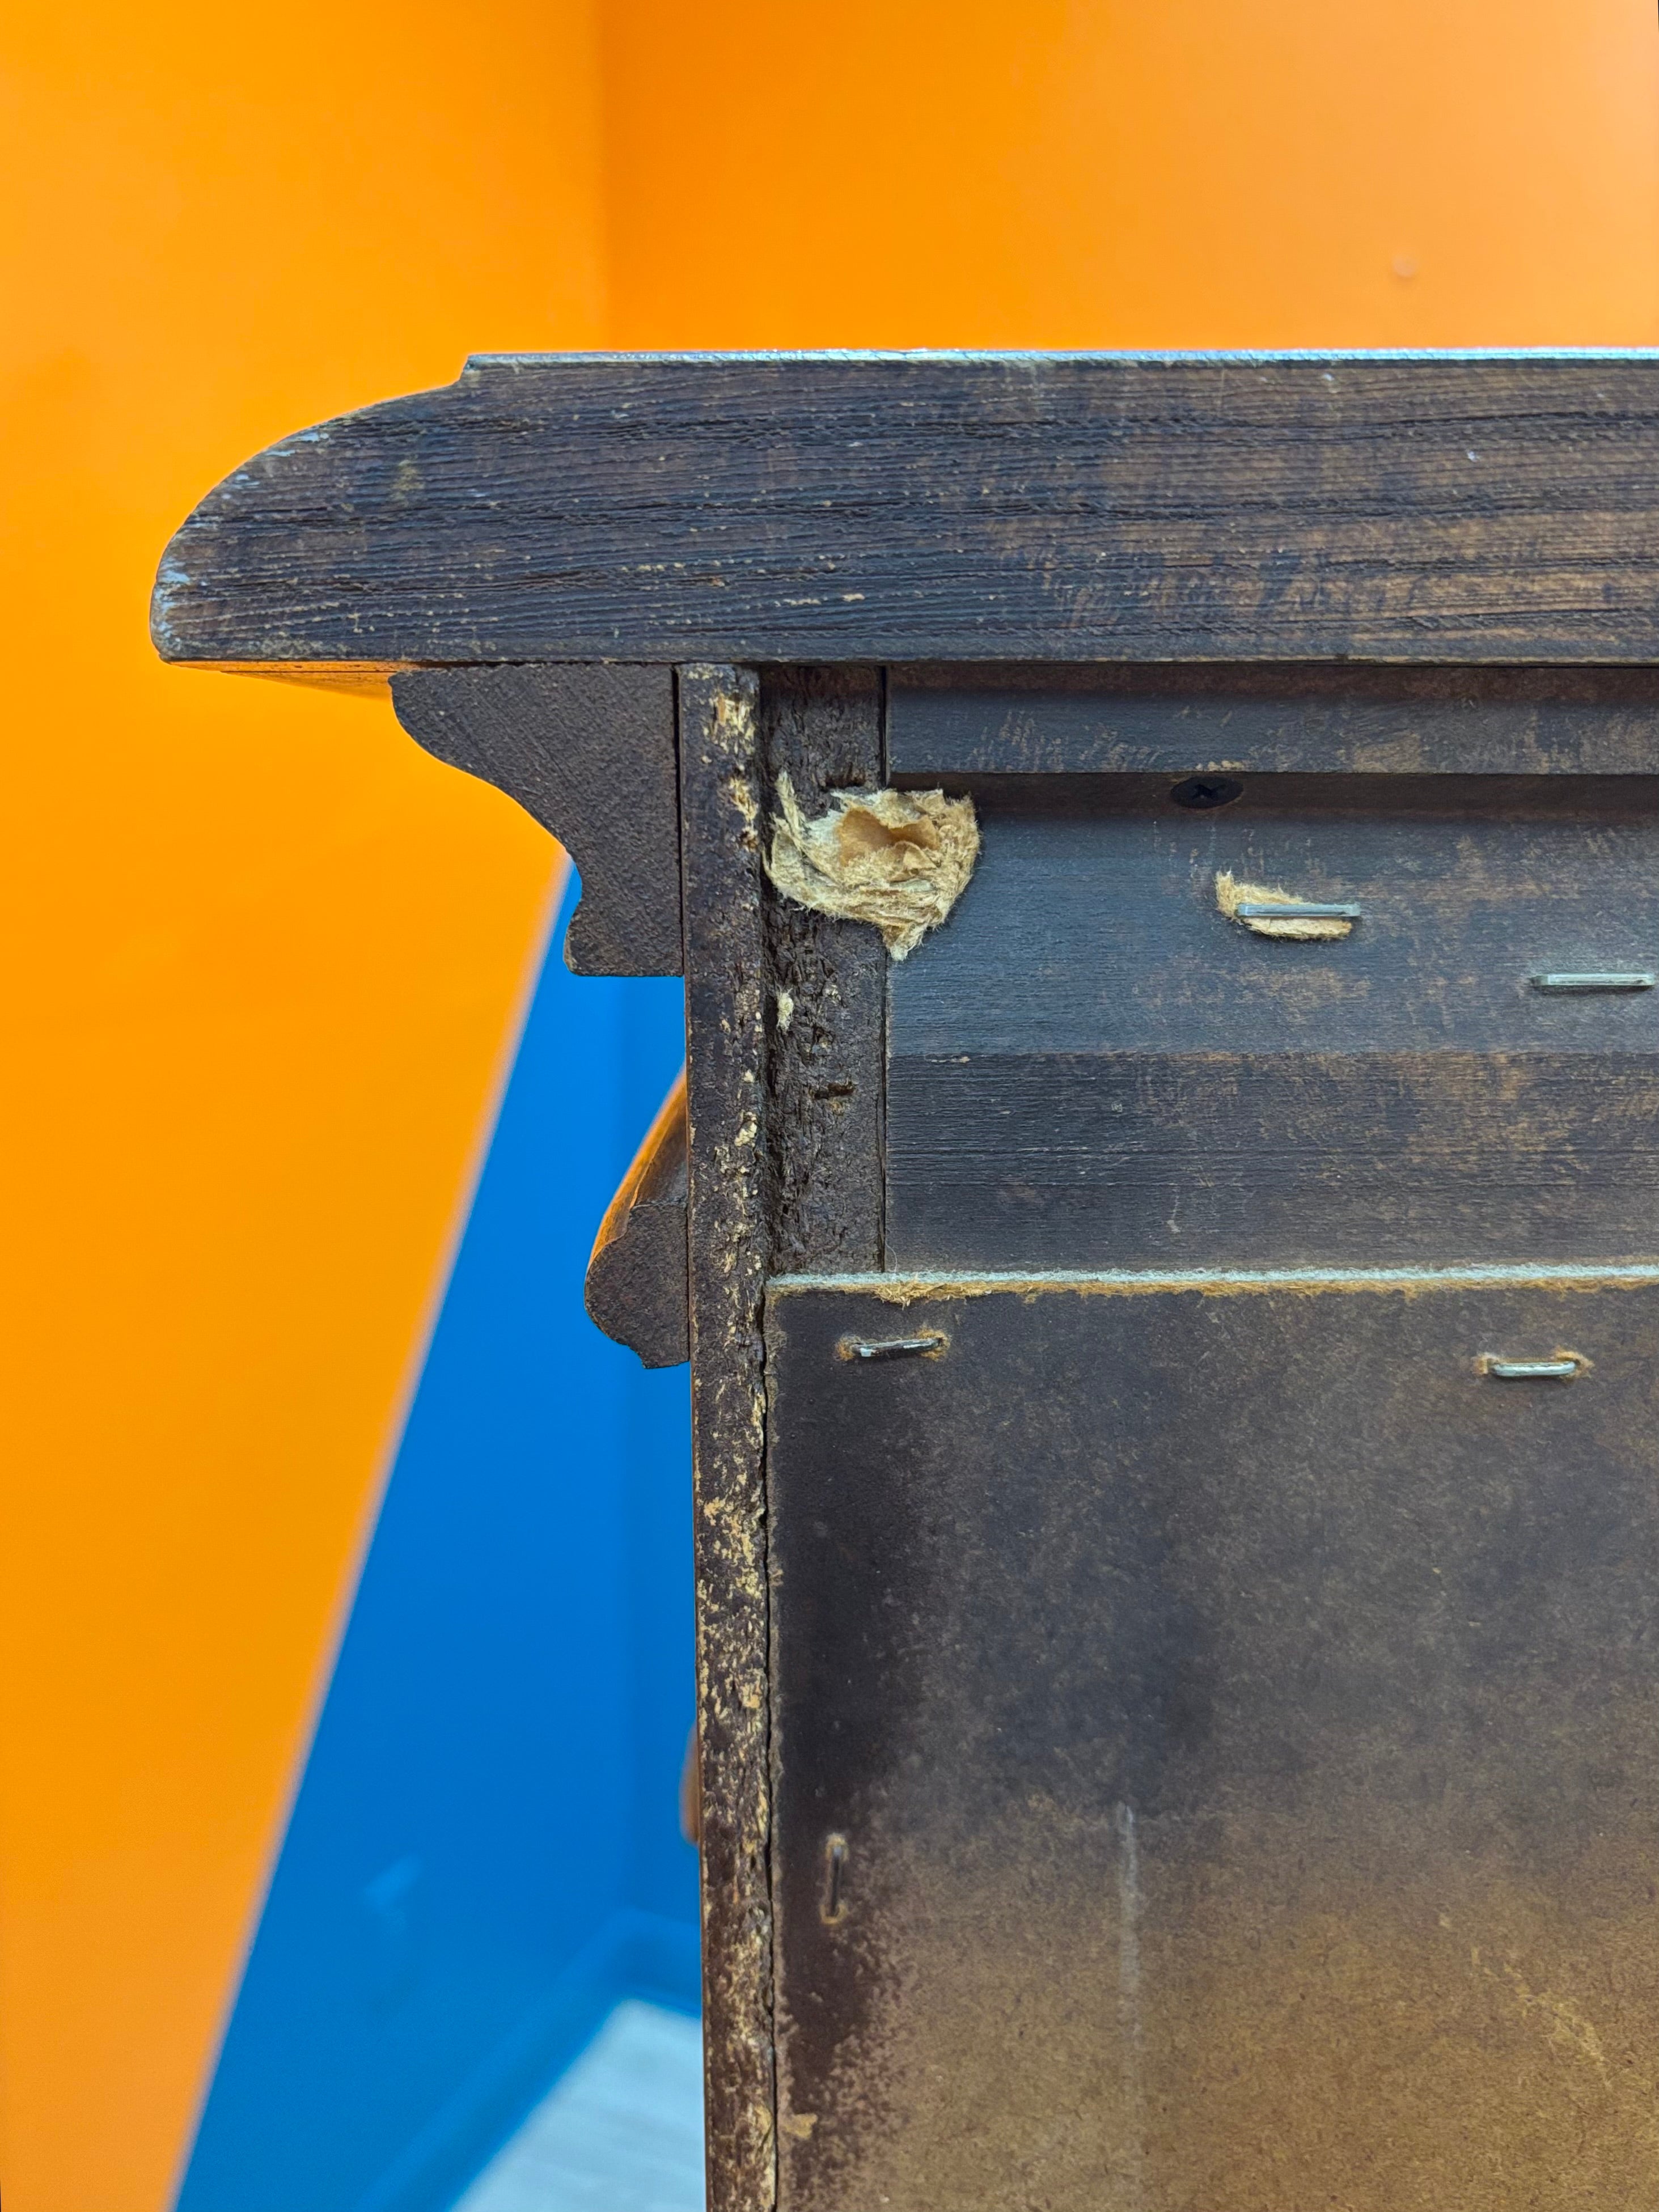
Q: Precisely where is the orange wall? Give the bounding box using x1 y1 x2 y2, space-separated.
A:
4 3 1658 2210
0 7 603 2208
603 0 1659 348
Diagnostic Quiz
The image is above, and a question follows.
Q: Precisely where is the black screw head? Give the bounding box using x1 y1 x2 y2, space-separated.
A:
1170 775 1245 810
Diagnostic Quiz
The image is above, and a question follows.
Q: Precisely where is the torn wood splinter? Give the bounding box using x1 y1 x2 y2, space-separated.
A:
1216 867 1356 941
767 776 980 959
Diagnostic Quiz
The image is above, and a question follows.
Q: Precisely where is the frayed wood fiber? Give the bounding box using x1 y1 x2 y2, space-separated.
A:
1216 867 1353 941
767 776 979 959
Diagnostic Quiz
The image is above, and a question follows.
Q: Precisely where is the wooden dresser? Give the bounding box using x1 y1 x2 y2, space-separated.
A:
156 352 1659 2212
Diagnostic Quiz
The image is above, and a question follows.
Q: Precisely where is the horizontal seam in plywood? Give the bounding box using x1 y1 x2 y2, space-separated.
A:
768 1258 1659 1302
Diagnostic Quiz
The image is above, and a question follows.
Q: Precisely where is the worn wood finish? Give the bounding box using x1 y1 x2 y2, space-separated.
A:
768 1269 1659 2212
391 664 680 975
890 664 1659 778
888 772 1659 1268
760 669 886 1274
149 350 1659 2210
584 1070 689 1368
678 666 776 2212
154 353 1659 668
890 1052 1659 1268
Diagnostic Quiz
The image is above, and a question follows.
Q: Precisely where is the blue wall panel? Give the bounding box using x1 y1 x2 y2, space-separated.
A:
177 874 697 2212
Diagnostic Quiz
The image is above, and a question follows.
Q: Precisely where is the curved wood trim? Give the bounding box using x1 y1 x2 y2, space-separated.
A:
585 1069 689 1369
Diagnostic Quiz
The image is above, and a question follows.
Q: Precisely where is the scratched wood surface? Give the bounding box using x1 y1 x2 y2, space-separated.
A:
678 667 776 2212
153 353 1659 667
391 663 680 974
888 772 1659 1268
759 669 886 1274
147 350 1659 2211
889 665 1659 778
768 1273 1659 2212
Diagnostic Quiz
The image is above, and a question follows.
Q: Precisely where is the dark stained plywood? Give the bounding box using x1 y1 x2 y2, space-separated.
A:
767 1271 1659 2212
888 1051 1659 1268
154 352 1659 668
888 774 1659 1268
889 664 1659 777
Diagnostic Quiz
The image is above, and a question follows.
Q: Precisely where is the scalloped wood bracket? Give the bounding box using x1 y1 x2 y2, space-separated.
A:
585 1069 688 1368
390 663 681 977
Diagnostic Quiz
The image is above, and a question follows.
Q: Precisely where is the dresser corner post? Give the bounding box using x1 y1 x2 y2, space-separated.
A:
678 664 777 2212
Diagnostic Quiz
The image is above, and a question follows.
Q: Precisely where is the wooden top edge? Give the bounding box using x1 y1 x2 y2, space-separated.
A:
153 352 1659 671
460 345 1659 368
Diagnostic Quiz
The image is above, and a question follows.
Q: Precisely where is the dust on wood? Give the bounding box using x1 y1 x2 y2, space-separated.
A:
768 1277 1659 2209
680 665 777 2212
155 355 1659 667
760 671 887 1277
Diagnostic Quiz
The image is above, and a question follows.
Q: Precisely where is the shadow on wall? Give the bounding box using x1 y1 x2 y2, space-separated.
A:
175 868 697 2212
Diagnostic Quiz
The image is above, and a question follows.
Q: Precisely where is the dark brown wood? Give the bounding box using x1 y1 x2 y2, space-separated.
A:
890 664 1659 777
391 664 680 975
889 1051 1659 1269
154 353 1659 668
767 1266 1659 2212
584 1070 689 1367
887 770 1659 1268
147 350 1659 2209
760 669 886 1273
678 664 776 2212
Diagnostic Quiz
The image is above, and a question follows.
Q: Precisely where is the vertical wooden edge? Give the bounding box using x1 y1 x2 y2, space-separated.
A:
877 665 889 1268
875 663 889 1274
759 668 888 1275
679 663 776 2212
755 670 887 2205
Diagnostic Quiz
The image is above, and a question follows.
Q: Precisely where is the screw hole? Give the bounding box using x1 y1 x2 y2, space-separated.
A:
1170 776 1244 810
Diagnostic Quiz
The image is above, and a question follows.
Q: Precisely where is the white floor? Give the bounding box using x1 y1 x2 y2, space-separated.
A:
455 2002 705 2212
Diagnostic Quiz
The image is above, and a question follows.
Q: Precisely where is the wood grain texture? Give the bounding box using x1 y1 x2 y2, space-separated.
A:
678 666 775 2212
156 353 1659 668
888 771 1659 1268
391 664 680 975
888 1050 1659 1269
893 772 1659 1057
584 1070 688 1368
760 670 886 1274
890 665 1659 777
767 1271 1659 2212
